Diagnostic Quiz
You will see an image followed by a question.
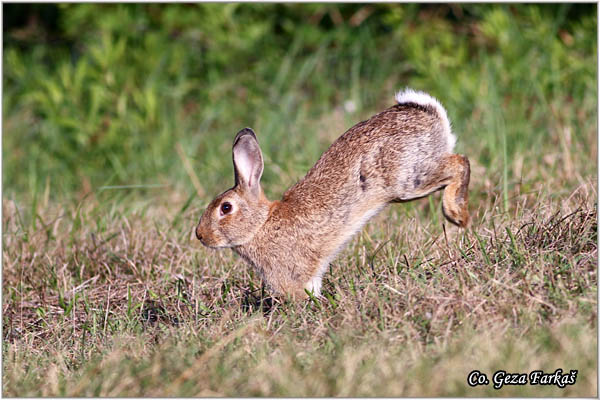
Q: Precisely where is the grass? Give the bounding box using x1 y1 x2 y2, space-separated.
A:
2 174 597 396
2 4 598 397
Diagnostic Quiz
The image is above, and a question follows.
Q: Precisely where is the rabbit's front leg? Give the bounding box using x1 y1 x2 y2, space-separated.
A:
304 274 323 297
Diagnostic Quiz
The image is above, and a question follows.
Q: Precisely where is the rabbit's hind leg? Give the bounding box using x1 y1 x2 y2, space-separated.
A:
392 154 470 227
440 154 470 227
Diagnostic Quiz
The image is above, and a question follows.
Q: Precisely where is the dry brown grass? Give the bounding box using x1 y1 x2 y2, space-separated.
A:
2 174 597 396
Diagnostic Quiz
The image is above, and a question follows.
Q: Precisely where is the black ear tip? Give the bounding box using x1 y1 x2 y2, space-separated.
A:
234 127 257 144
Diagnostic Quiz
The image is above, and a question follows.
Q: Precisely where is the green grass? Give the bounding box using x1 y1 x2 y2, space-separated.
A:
2 4 598 397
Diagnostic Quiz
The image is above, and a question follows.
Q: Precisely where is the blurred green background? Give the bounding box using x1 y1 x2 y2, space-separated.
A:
3 3 597 206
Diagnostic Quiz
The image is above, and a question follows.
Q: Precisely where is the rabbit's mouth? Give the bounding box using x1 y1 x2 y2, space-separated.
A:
195 225 226 248
197 235 218 248
195 225 211 246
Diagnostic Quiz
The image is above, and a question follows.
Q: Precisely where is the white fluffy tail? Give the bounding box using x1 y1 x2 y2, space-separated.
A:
395 88 456 152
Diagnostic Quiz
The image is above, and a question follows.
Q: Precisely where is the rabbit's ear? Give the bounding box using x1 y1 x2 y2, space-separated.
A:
232 128 264 197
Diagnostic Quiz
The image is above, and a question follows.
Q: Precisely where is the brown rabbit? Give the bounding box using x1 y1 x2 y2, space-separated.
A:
195 89 470 299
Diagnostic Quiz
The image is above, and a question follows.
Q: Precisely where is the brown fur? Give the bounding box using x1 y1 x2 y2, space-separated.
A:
196 97 471 299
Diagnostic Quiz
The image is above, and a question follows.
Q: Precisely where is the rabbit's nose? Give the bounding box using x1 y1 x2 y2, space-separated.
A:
195 225 203 242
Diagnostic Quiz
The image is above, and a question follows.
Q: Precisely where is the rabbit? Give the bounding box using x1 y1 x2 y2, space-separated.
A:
195 88 470 299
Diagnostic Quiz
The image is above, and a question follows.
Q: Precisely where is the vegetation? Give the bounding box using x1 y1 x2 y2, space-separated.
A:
3 3 597 396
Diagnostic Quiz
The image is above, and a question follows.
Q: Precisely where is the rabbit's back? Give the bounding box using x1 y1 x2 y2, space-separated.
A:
284 102 453 208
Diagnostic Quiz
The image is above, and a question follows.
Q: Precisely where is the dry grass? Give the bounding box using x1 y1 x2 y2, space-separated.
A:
2 175 597 396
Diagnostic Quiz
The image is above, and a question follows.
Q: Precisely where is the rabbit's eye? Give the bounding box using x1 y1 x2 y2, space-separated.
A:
220 202 233 215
